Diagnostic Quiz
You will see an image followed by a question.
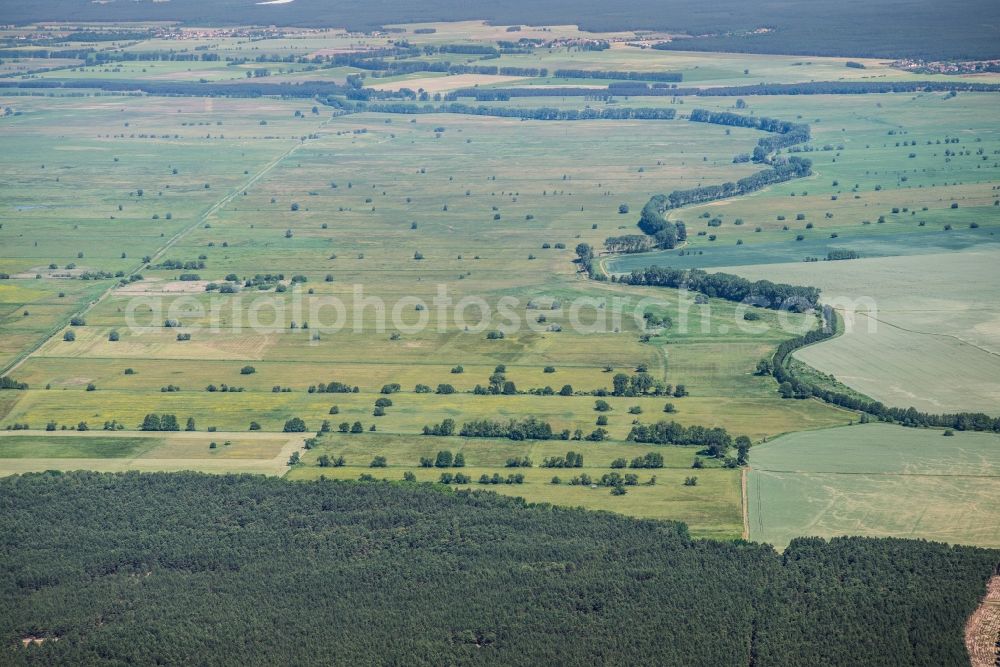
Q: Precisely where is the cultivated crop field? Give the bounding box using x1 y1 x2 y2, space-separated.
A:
720 249 1000 413
748 423 1000 549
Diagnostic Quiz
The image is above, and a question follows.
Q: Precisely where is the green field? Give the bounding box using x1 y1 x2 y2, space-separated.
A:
0 430 300 475
0 21 997 546
602 90 1000 416
286 431 743 538
0 91 854 448
748 423 1000 548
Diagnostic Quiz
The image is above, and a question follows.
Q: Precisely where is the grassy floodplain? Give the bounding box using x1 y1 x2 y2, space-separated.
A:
605 91 1000 415
0 20 997 542
0 95 853 444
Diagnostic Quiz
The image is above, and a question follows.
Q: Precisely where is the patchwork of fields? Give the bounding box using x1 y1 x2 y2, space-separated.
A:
0 21 997 551
0 93 854 444
606 91 1000 415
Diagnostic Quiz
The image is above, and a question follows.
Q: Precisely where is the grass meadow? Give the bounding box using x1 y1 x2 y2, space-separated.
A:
0 430 300 476
286 431 744 539
1 96 855 443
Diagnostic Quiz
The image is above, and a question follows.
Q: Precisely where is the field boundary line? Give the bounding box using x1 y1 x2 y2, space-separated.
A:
753 467 1000 479
740 467 749 540
853 311 1000 360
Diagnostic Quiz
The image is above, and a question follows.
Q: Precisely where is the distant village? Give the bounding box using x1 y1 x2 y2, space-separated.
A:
892 59 1000 75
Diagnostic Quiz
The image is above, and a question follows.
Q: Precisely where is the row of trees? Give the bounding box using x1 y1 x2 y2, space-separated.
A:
613 452 665 469
453 87 619 99
450 80 1000 102
574 243 600 279
604 234 654 254
420 451 466 468
459 417 555 441
0 376 28 390
626 420 736 456
688 108 805 136
552 69 683 82
422 419 456 436
309 381 359 394
690 80 1000 96
689 108 811 162
437 472 472 484
615 111 812 254
541 451 584 468
633 195 687 249
769 307 1000 432
0 79 349 99
358 101 676 121
653 155 814 212
475 472 524 485
610 372 669 397
616 266 821 311
140 414 194 431
362 61 545 78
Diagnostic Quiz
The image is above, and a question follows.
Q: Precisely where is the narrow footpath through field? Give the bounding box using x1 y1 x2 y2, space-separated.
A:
0 116 334 377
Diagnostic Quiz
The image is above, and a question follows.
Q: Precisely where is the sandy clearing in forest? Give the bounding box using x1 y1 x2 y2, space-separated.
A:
966 575 1000 667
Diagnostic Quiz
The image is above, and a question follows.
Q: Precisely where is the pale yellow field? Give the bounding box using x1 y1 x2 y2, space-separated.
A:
724 249 1000 414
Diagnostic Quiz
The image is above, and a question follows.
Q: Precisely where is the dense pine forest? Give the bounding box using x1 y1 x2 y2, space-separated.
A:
6 0 999 60
1 472 996 665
